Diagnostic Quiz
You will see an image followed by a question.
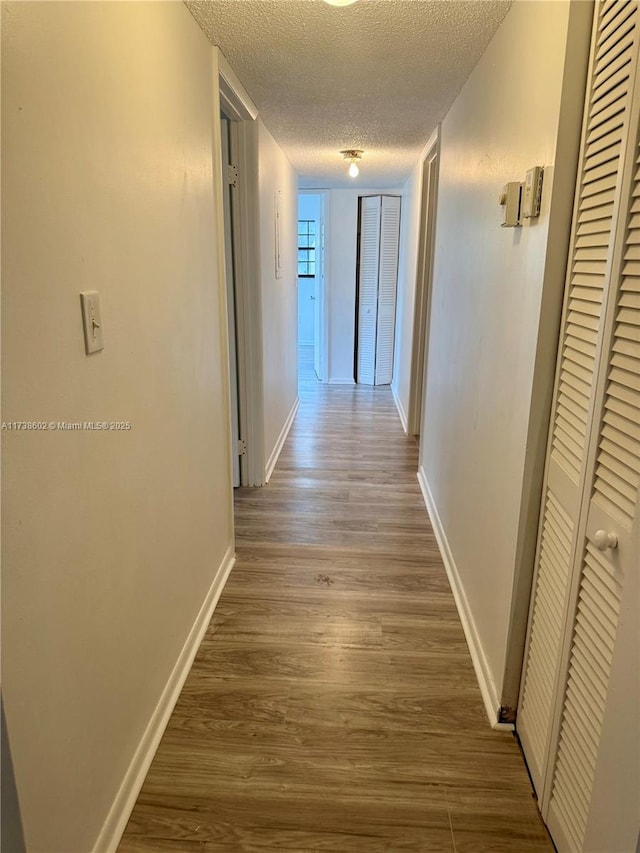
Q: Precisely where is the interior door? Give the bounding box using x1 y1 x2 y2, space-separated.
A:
375 195 401 385
357 196 381 385
412 147 439 437
518 3 640 849
546 127 640 853
314 213 324 381
220 117 241 488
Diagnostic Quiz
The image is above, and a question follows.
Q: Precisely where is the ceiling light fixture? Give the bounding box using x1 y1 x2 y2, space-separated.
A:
323 0 358 6
341 149 363 178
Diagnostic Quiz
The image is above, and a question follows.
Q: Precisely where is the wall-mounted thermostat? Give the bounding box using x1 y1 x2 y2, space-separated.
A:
522 166 543 219
500 182 522 228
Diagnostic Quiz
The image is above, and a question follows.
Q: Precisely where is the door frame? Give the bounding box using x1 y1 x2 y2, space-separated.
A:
215 50 265 486
407 129 440 436
220 116 241 487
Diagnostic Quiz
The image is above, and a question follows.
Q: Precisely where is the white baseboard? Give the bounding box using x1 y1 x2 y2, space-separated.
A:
93 545 236 853
391 383 409 433
327 377 355 385
417 468 513 733
265 397 299 483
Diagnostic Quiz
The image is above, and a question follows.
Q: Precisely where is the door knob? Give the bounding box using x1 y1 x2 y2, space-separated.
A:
594 529 618 551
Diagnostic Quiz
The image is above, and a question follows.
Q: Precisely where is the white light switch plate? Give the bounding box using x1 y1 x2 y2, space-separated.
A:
80 291 104 354
522 166 543 219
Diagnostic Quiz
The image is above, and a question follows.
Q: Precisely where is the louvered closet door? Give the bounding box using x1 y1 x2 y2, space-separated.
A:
375 196 401 385
547 126 640 853
518 0 639 808
357 196 381 385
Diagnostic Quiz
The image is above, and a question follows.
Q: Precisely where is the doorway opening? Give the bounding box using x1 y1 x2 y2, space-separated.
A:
217 55 265 486
220 115 242 486
297 191 327 387
408 136 440 438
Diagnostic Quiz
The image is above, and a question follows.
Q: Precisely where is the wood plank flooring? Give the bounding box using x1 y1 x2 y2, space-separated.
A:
119 380 553 852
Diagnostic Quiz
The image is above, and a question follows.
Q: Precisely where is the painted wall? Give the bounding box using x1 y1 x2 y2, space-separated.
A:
2 3 233 851
415 0 591 714
258 119 299 474
326 189 401 383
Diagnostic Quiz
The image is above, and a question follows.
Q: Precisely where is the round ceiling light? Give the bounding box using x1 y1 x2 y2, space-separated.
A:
323 0 358 6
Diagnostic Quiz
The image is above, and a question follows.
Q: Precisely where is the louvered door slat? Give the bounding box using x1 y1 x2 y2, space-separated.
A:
601 417 639 453
599 0 629 29
594 168 640 524
374 196 400 385
593 56 632 104
596 9 635 63
356 197 381 385
518 489 574 785
548 543 623 850
599 0 635 39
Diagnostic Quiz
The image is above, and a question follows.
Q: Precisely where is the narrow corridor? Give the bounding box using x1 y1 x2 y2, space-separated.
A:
119 383 553 852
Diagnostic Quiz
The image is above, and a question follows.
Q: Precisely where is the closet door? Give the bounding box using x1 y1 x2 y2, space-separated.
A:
547 126 640 853
375 195 401 385
357 196 381 385
518 2 640 849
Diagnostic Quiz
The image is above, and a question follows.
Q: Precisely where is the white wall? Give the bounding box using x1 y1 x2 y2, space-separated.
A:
415 0 591 716
2 3 233 850
258 119 299 473
326 189 401 383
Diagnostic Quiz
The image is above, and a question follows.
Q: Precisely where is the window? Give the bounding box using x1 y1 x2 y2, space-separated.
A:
298 219 316 277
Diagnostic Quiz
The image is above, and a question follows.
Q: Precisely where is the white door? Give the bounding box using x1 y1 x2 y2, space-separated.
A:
356 195 401 385
314 212 324 381
375 195 401 385
220 117 241 488
546 128 640 853
357 196 382 385
518 3 640 849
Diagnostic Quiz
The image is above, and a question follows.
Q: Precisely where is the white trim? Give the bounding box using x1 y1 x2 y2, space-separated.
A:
417 467 514 733
391 382 409 433
407 130 440 437
265 397 300 483
328 377 355 385
217 51 258 121
93 547 236 853
418 125 440 164
216 49 265 488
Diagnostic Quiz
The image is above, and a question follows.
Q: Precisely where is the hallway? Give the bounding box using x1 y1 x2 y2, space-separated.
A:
119 383 553 852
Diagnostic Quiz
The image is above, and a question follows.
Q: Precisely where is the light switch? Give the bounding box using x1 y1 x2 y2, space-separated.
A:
80 291 104 354
500 182 522 228
522 166 544 219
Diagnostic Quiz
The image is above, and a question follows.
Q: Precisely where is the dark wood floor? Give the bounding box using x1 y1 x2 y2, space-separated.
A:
119 374 553 852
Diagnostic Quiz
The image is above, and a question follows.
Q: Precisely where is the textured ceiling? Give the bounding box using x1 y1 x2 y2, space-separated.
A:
186 0 513 188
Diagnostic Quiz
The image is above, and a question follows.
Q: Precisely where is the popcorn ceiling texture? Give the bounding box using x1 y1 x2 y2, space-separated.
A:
186 0 512 187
